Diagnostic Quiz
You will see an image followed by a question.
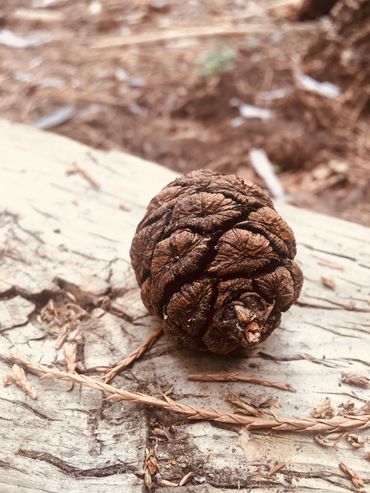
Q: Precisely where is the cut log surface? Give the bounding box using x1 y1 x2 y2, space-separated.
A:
0 119 369 492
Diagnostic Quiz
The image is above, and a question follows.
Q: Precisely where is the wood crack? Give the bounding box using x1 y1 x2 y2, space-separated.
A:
0 397 56 421
16 449 139 478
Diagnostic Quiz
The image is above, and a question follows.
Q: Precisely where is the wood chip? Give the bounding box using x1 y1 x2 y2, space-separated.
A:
188 372 295 392
339 462 364 490
3 364 37 400
266 461 285 477
158 479 179 487
179 471 193 486
347 434 365 449
315 256 344 270
341 373 370 389
119 202 130 212
320 275 336 290
63 341 78 391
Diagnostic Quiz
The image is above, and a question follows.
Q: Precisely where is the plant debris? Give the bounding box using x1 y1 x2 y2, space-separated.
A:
311 398 336 419
347 434 365 449
38 299 88 349
103 327 163 383
227 393 261 417
188 371 295 392
179 471 194 486
3 364 37 400
339 462 364 490
320 275 336 291
341 373 370 389
63 341 78 391
314 433 344 448
144 440 160 489
6 351 370 434
266 461 286 477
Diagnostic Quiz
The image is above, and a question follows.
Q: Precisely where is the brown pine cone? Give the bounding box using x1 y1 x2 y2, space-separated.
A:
130 170 303 354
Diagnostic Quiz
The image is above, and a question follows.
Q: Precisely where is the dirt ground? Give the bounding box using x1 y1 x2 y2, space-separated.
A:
1 0 369 226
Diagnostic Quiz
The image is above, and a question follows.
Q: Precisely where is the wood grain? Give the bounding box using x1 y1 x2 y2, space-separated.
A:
0 119 369 492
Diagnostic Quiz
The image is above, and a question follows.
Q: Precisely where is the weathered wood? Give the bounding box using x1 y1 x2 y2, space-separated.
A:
0 119 369 492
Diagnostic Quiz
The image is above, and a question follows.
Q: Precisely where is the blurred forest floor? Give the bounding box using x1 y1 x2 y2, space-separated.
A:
1 0 369 225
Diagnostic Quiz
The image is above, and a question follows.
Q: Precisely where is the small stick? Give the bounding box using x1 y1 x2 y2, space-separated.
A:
249 148 285 200
188 372 295 392
103 328 163 384
158 479 178 487
179 471 193 486
66 163 100 189
6 352 370 434
91 25 277 50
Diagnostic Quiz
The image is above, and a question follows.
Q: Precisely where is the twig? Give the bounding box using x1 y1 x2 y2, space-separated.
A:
158 479 178 487
179 471 193 486
188 372 295 392
91 25 277 50
6 352 370 434
103 328 163 384
66 163 100 190
249 148 285 200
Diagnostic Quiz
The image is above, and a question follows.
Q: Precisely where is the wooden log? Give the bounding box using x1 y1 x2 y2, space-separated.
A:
0 119 369 492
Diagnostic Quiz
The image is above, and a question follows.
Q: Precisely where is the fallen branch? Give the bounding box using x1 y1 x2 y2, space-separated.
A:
188 371 295 392
103 327 163 384
5 352 370 434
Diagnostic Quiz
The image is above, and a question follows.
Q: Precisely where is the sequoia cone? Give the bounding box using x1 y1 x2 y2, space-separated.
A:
130 170 303 354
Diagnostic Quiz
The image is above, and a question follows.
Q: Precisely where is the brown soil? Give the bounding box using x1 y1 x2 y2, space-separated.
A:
1 0 369 225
